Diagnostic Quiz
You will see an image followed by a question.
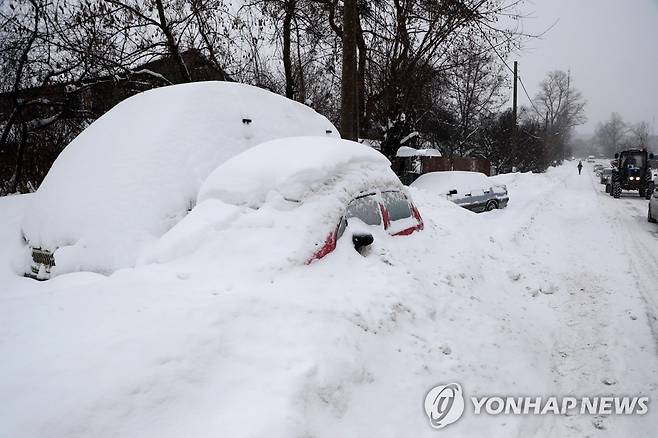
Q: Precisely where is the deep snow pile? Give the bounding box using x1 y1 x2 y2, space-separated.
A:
3 165 658 437
0 177 556 438
21 82 338 276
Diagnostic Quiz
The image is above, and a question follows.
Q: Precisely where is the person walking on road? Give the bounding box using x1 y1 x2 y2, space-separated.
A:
577 160 583 175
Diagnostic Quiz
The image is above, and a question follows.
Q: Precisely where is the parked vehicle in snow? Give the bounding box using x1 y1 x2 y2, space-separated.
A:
587 155 596 163
593 163 604 174
315 186 424 260
649 187 658 224
165 136 424 265
410 171 509 213
22 82 339 280
609 149 655 199
600 168 613 192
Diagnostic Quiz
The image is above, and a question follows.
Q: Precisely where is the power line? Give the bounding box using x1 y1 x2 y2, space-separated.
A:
473 22 542 118
517 74 542 117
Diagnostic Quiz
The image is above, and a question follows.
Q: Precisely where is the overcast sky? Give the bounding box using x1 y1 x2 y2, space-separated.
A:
512 0 658 135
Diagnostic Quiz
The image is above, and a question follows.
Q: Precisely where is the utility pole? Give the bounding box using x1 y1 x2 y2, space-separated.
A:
565 69 571 125
512 61 518 167
512 61 518 125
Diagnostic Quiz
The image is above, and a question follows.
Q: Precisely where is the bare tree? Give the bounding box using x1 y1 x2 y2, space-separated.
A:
628 121 650 149
532 70 586 162
446 38 508 157
595 113 627 157
533 70 586 131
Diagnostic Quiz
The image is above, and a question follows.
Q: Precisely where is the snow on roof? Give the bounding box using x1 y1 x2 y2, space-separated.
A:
21 81 338 276
417 148 442 157
411 171 493 195
395 146 442 157
198 136 399 208
396 146 418 157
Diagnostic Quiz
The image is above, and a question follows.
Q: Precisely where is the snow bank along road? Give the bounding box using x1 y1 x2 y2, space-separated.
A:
1 162 658 437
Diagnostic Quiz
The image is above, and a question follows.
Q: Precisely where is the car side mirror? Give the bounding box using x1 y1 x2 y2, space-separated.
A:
614 153 619 159
352 233 374 254
448 189 458 195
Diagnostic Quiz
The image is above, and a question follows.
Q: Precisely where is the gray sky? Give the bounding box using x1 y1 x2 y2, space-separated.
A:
512 0 658 135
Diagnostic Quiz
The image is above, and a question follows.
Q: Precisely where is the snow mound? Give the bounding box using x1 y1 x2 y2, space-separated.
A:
198 137 397 208
21 82 338 276
411 171 495 195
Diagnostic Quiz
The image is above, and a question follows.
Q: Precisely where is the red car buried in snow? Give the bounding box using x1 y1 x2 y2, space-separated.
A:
188 136 424 266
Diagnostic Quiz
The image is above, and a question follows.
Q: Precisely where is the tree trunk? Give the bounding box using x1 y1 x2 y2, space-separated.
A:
356 18 367 135
340 0 358 140
4 0 39 192
282 0 295 99
191 0 232 82
154 0 191 83
295 16 306 102
11 121 28 193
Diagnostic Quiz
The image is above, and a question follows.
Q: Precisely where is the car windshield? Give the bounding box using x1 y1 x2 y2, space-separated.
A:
382 191 412 222
345 194 382 226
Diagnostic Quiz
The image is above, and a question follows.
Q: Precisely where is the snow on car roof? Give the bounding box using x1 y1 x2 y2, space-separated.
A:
411 171 492 195
21 82 338 276
198 136 401 208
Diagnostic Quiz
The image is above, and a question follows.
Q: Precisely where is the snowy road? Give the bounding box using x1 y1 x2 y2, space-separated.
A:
487 162 658 437
1 163 658 437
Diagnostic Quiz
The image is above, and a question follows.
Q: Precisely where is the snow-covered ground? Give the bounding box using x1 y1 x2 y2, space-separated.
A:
2 162 658 437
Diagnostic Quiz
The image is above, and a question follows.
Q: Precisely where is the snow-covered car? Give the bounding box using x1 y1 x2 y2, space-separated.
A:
142 136 424 267
650 180 658 224
410 171 509 213
21 82 338 279
593 163 604 174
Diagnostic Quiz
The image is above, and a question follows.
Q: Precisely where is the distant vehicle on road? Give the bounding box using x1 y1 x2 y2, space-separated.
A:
411 171 509 213
587 155 596 163
610 149 655 199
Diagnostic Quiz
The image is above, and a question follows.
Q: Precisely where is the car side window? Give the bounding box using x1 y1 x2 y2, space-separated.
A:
345 194 382 226
382 191 412 222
